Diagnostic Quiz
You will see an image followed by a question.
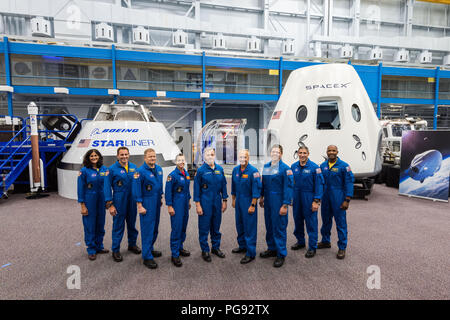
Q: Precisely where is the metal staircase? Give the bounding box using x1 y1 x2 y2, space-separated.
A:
0 125 32 197
0 113 81 198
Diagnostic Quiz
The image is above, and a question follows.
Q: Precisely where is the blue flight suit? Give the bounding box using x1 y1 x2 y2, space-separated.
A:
165 167 191 258
231 164 262 258
261 160 294 258
319 158 354 250
77 165 108 255
132 163 163 261
193 162 228 253
291 159 324 251
104 161 139 253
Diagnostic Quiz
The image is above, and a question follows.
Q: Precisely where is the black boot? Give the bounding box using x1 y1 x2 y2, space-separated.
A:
259 250 277 258
171 257 182 267
240 256 255 264
305 250 316 258
151 250 162 258
202 251 212 262
232 247 247 254
143 259 158 269
112 252 123 262
337 249 346 260
179 249 190 257
317 242 331 249
291 243 306 250
273 257 285 268
128 245 142 254
211 248 225 258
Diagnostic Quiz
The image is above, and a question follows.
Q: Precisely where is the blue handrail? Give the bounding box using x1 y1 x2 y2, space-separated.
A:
0 133 31 171
24 113 80 141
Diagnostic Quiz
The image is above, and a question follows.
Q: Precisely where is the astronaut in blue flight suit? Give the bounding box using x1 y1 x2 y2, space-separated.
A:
259 144 294 268
318 145 354 260
194 147 228 262
104 147 141 262
165 153 191 267
231 149 262 264
77 149 109 261
290 146 324 258
132 148 164 269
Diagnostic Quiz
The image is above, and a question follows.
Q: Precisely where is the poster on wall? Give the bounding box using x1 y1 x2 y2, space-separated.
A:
399 130 450 202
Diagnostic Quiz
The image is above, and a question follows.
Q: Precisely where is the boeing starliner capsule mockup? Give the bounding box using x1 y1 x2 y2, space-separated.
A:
407 149 442 183
57 101 180 199
267 63 382 178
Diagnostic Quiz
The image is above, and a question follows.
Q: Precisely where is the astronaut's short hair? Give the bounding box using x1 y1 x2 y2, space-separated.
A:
203 147 215 156
144 148 156 156
270 144 283 154
298 145 309 153
117 146 129 155
239 149 249 156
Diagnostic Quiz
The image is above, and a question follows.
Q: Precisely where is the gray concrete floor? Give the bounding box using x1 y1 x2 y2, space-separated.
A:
0 183 449 300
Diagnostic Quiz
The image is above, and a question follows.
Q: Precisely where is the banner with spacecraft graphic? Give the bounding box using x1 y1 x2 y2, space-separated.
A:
399 130 450 202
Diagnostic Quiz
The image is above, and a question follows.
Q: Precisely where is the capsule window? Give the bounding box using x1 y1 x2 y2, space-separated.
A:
317 100 340 130
351 104 361 122
296 105 307 123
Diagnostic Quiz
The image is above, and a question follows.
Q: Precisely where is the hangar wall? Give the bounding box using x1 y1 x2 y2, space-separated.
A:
0 0 450 143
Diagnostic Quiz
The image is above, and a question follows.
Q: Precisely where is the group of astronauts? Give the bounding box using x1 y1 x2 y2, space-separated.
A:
77 143 354 269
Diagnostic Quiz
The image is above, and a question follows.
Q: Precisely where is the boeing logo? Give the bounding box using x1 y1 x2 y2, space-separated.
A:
90 128 101 136
306 82 351 90
90 128 139 136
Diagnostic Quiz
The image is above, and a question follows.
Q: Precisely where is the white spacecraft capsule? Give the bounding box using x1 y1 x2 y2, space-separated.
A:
267 63 382 178
57 101 180 199
408 149 442 183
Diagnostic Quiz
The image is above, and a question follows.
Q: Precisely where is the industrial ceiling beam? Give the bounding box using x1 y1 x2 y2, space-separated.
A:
311 34 450 52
